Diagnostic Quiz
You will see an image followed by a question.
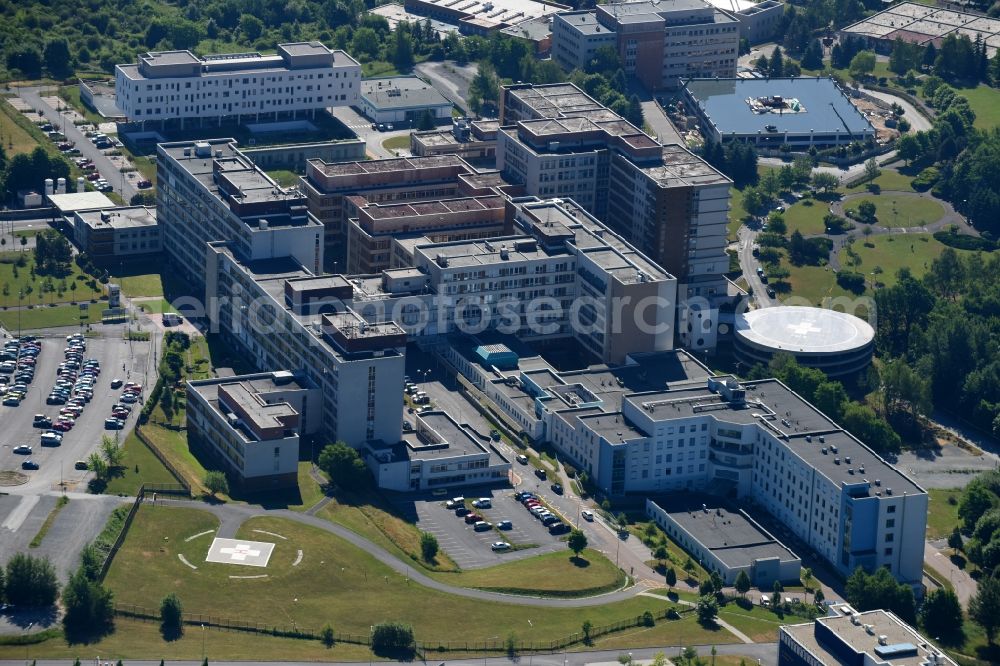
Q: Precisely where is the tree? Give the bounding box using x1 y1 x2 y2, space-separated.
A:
4 553 58 607
420 531 438 562
814 588 825 606
849 51 877 79
769 46 784 78
160 385 174 422
160 593 183 640
696 594 719 625
710 571 723 594
582 619 593 644
204 471 229 498
801 568 814 603
43 39 72 78
948 527 963 552
734 570 751 598
100 435 122 468
864 158 881 183
318 442 368 491
845 567 916 624
416 110 436 131
653 544 668 562
239 14 264 41
813 382 848 420
63 568 114 640
665 567 677 590
87 452 108 481
856 200 877 224
568 529 588 559
801 39 823 70
392 30 415 71
772 579 784 603
920 588 963 642
350 28 381 60
320 623 335 648
970 576 1000 644
959 482 997 531
370 622 414 653
6 46 42 78
468 62 499 116
810 172 839 193
896 134 921 166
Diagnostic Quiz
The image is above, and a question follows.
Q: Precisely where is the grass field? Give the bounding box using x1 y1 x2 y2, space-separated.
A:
0 99 43 155
382 135 411 152
134 298 173 314
104 431 182 496
432 548 626 597
843 194 945 228
265 169 302 187
105 507 723 648
137 424 209 496
566 614 734 652
782 199 828 236
927 488 962 540
957 85 1000 130
838 234 964 289
0 251 104 307
57 85 105 126
0 617 377 662
844 169 915 194
630 521 710 583
0 304 101 330
786 263 851 305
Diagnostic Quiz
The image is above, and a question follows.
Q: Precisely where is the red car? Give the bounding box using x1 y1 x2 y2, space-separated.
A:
463 513 482 524
86 172 100 181
125 382 143 393
52 420 73 431
112 409 129 419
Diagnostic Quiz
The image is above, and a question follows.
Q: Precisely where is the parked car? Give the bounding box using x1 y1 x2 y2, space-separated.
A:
497 520 512 530
473 521 492 532
464 513 482 524
32 415 51 428
13 445 32 455
581 510 594 521
491 541 511 551
40 432 61 446
549 522 570 535
516 454 529 465
472 498 492 509
534 468 547 480
104 417 124 430
74 460 88 470
445 496 465 509
454 506 470 517
21 460 39 470
551 483 564 495
137 179 152 189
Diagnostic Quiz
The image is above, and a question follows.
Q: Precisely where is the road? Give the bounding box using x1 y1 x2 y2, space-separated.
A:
736 226 774 308
16 87 138 202
1 643 779 666
924 541 978 606
414 61 478 115
330 106 413 159
860 87 933 133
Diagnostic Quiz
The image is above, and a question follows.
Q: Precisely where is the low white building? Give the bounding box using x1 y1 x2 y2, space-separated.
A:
115 42 361 124
186 372 322 491
72 206 160 261
359 77 453 124
365 411 511 491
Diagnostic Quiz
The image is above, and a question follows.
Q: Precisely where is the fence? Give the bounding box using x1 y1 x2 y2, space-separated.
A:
133 423 192 495
112 603 693 652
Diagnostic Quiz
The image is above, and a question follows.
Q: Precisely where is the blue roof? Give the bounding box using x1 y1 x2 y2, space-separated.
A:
685 77 874 136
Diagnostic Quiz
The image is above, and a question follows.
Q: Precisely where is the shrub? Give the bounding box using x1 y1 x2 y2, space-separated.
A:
933 230 995 252
370 622 414 653
836 271 866 294
912 167 939 192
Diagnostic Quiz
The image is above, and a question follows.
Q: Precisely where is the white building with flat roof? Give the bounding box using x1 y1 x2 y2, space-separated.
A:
115 42 361 123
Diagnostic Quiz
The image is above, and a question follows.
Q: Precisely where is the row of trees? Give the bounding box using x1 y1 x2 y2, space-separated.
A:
2 146 71 204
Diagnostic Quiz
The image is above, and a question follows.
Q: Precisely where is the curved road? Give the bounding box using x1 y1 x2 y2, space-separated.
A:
159 498 649 608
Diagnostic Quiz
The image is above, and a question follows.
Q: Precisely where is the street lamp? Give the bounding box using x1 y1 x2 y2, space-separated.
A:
17 289 22 338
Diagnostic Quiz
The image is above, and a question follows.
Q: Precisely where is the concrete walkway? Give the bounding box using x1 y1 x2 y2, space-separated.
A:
639 592 753 645
924 541 978 606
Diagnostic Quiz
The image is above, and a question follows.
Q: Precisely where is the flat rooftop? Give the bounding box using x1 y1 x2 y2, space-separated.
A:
189 371 307 442
555 11 614 35
736 306 875 355
360 195 505 220
503 83 606 120
622 377 922 494
842 2 1000 55
784 605 957 666
76 206 157 229
361 77 452 110
370 3 460 34
651 493 798 567
640 144 731 187
685 77 874 136
411 0 565 25
500 14 555 40
120 44 358 81
371 411 508 464
48 191 117 214
308 154 467 179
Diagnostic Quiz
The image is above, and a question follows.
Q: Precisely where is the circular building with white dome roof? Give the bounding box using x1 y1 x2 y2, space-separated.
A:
734 306 875 377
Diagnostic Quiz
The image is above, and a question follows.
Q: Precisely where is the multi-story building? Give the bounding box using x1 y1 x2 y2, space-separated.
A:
780 604 958 666
471 365 928 587
550 0 739 90
366 410 511 491
72 206 160 261
300 155 477 265
115 42 360 124
410 118 499 165
186 371 322 490
347 197 677 365
497 83 732 330
205 243 406 446
156 138 324 290
345 194 511 274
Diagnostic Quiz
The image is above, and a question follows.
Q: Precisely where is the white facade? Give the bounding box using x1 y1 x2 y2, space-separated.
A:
115 42 360 122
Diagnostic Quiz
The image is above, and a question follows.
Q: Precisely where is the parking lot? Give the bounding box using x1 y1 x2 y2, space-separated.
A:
0 330 152 493
394 487 566 569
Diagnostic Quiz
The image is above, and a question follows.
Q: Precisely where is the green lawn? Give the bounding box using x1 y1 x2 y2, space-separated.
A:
957 85 1000 130
105 507 709 647
130 155 157 186
0 99 44 155
927 488 962 540
838 234 966 289
137 423 210 496
116 271 164 298
57 85 106 126
567 614 735 651
630 520 711 583
0 304 101 330
0 617 376 662
104 431 183 496
727 185 749 240
782 199 828 236
786 263 851 305
0 251 104 307
843 195 945 228
265 169 302 187
382 135 411 152
431 548 625 597
843 169 915 194
134 298 173 314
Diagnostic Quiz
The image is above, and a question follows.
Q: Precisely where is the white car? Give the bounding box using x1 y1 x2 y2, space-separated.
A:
581 510 594 521
491 541 511 552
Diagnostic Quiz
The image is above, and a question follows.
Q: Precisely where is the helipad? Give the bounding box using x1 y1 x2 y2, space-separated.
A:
734 306 874 377
205 537 275 568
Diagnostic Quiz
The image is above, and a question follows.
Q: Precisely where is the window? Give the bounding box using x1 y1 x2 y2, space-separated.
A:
885 533 894 542
884 547 893 556
887 505 896 514
886 519 895 528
